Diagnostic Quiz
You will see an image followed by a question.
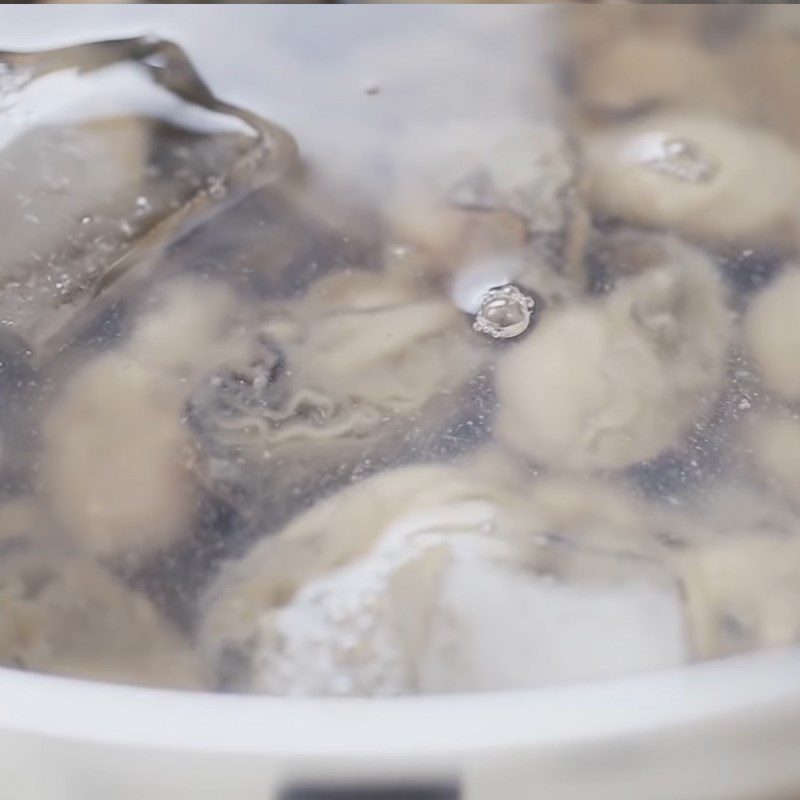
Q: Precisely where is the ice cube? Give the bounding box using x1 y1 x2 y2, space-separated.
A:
0 37 296 359
246 497 688 696
420 554 689 692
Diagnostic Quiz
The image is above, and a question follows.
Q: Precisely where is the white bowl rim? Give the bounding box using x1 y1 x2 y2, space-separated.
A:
2 646 800 758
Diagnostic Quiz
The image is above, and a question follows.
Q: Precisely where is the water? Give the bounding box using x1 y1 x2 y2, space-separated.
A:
1 4 800 695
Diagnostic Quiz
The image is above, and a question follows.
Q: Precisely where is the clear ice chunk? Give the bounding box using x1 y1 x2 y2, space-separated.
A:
246 500 687 696
0 37 296 359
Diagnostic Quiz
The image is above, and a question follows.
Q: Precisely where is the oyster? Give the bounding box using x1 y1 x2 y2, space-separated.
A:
744 266 800 402
583 111 800 246
185 269 486 516
0 545 203 688
494 237 731 470
200 464 685 694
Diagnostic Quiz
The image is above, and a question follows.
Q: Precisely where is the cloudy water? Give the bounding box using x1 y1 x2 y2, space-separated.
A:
1 4 800 696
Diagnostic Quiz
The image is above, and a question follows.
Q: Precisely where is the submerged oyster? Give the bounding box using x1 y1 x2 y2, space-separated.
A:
294 270 482 410
443 128 575 234
185 270 486 514
740 32 800 150
743 409 800 503
200 464 686 695
389 124 578 277
39 277 241 561
40 354 196 561
631 481 800 660
583 111 800 246
0 545 203 688
744 266 800 402
683 536 800 657
494 237 731 470
574 36 742 119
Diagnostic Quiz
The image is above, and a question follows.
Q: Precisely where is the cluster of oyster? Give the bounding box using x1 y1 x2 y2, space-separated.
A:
4 7 800 694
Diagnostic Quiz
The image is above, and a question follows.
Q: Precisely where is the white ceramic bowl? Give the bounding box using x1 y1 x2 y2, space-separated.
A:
3 7 799 800
3 647 800 800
